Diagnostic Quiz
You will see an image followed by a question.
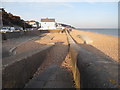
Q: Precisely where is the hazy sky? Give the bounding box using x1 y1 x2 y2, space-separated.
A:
1 2 118 28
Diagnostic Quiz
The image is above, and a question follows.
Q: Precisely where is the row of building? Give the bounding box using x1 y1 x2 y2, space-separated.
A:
0 8 69 30
26 18 65 30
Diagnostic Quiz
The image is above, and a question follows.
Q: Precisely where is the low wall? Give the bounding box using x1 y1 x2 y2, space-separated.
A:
39 29 62 33
65 30 80 88
77 47 119 88
1 30 41 40
1 30 62 40
2 45 54 88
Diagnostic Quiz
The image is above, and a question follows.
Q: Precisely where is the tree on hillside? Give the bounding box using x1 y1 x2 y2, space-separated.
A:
1 8 32 28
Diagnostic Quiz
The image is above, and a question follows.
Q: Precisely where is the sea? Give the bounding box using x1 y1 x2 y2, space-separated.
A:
77 28 119 37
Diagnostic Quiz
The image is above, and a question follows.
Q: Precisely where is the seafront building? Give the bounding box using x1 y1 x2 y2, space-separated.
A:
26 20 39 28
40 18 57 30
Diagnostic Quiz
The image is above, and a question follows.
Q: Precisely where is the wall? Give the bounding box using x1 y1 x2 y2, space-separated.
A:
39 29 62 33
1 30 41 40
2 45 54 88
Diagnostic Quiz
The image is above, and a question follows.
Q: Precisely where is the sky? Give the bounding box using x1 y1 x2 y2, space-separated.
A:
1 1 118 28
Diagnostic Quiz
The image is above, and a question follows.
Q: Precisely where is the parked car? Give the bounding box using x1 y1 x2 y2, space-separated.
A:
24 28 34 31
0 27 10 32
19 27 23 31
25 28 30 31
9 27 16 32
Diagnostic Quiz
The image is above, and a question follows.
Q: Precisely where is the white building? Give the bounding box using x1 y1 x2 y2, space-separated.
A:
26 20 39 28
56 23 65 30
40 18 56 30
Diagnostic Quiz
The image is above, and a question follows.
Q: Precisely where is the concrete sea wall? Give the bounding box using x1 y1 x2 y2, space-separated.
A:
66 30 119 88
2 45 54 88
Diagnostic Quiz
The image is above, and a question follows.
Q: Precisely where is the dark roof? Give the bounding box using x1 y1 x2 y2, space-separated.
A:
41 18 55 22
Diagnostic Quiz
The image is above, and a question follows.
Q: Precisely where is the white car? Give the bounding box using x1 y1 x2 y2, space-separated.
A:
0 27 10 32
10 27 16 32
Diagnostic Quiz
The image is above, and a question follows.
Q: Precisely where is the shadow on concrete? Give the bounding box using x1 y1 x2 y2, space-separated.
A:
2 43 54 88
25 65 75 88
2 30 43 40
77 43 119 88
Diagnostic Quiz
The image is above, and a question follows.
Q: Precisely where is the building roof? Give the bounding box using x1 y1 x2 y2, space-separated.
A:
41 18 55 22
29 20 36 22
26 20 36 24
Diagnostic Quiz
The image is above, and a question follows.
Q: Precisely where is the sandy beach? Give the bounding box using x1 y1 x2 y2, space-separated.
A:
70 29 119 62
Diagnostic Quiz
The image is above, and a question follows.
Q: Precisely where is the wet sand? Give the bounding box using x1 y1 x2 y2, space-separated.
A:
70 29 119 62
